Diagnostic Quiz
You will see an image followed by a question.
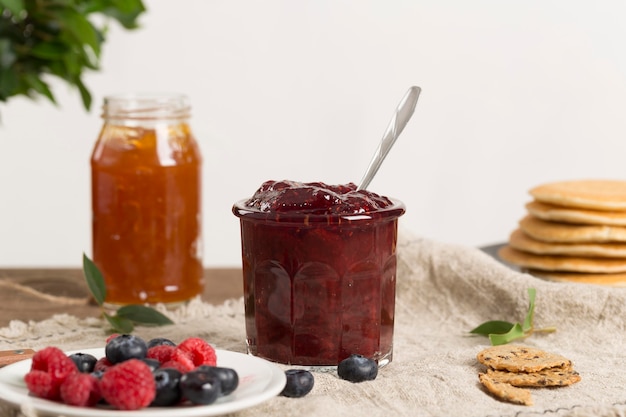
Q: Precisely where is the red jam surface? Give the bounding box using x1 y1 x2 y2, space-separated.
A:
233 180 405 366
244 180 394 215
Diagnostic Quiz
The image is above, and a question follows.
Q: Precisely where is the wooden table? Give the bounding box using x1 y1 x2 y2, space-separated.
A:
0 268 242 327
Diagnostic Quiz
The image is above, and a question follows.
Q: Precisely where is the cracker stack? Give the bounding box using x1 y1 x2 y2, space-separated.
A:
498 179 626 286
477 345 580 406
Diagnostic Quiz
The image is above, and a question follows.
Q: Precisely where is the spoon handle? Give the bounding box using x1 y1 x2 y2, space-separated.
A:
357 86 421 191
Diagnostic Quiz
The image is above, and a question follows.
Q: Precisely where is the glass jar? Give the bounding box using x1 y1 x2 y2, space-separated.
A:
91 93 203 306
232 180 405 367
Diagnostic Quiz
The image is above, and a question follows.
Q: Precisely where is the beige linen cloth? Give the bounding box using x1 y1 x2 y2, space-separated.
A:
2 231 626 417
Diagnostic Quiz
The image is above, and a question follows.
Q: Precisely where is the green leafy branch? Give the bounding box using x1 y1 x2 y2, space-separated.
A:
82 253 173 333
0 0 146 111
469 288 556 345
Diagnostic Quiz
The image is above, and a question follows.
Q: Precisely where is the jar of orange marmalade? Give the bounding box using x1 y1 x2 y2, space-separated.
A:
91 93 203 306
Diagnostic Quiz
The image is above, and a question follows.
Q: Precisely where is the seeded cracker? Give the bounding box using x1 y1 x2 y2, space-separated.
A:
476 345 581 406
478 373 533 406
476 345 571 373
485 366 581 387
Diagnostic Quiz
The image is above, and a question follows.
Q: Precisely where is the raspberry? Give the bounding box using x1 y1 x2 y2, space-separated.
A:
30 346 76 374
25 347 77 400
168 351 196 372
94 357 113 373
160 359 194 373
147 345 175 364
100 359 156 410
60 373 101 406
105 333 120 344
171 337 216 368
24 370 56 400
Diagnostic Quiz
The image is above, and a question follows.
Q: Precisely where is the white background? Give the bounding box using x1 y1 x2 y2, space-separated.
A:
2 0 626 267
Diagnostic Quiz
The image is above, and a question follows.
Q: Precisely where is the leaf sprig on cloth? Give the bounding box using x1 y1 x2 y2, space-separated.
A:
470 288 556 345
82 254 173 333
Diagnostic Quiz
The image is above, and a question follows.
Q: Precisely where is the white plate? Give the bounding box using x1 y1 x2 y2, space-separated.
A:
0 348 286 417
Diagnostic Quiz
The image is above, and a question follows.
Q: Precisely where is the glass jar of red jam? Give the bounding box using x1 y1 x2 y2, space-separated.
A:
233 180 405 367
91 93 203 306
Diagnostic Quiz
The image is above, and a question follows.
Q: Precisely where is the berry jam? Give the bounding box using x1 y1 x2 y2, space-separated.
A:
244 180 394 215
233 180 405 366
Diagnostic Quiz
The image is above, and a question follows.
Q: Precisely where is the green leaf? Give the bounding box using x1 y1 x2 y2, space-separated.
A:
62 53 81 77
111 0 146 15
75 77 92 110
522 288 536 333
489 323 525 346
104 313 134 333
23 74 56 104
79 0 110 14
59 9 101 57
29 42 67 60
0 39 16 69
0 68 18 100
116 305 174 326
101 0 146 29
469 320 515 336
82 253 106 305
469 287 548 346
0 0 145 110
0 0 25 17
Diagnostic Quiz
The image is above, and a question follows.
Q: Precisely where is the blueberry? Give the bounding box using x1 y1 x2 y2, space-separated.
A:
105 334 148 364
337 354 378 383
141 358 161 372
195 365 239 396
147 337 176 349
90 369 105 379
68 352 98 373
180 370 222 405
279 369 314 398
151 368 183 407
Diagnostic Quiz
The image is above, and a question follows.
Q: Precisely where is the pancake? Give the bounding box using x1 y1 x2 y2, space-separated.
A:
519 215 626 243
509 228 626 258
529 180 626 211
528 270 626 287
526 200 626 226
497 245 626 273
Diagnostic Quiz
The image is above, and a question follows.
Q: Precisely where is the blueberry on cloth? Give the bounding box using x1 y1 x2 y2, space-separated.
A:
280 369 314 398
337 354 378 383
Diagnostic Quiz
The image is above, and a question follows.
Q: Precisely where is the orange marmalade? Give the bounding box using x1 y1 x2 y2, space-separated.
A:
91 94 203 305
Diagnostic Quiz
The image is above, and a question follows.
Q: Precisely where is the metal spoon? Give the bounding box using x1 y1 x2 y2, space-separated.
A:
357 86 421 191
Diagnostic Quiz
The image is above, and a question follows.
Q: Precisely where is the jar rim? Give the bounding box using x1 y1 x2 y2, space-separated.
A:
102 93 190 120
232 198 405 225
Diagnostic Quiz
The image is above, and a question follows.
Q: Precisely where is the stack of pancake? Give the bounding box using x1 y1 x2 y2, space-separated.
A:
498 179 626 286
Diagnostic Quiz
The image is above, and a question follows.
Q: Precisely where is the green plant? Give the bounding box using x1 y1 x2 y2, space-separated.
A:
0 0 146 111
469 288 556 345
83 253 174 333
